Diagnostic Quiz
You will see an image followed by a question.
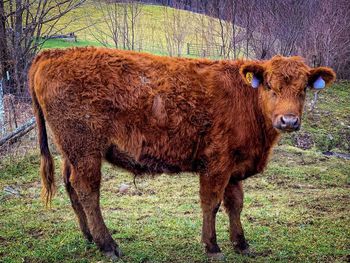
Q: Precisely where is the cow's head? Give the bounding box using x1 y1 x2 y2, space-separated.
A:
240 56 336 132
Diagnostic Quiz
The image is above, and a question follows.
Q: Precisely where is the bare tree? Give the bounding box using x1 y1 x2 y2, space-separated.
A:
206 0 234 58
192 1 210 57
300 0 350 77
274 0 306 56
213 0 232 58
0 0 9 79
0 0 85 95
230 0 238 59
88 1 143 50
127 1 143 50
163 1 190 57
88 1 123 48
248 0 279 59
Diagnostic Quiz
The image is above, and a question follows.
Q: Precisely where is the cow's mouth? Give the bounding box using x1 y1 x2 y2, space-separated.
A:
273 125 301 133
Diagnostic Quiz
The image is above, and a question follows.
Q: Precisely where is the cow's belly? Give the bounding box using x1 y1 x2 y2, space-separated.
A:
107 120 201 174
104 143 194 175
109 111 205 174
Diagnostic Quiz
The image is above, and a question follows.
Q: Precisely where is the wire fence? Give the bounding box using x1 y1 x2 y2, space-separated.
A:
186 43 224 58
0 78 37 158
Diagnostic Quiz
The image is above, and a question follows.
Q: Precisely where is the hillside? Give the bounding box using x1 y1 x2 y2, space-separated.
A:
42 1 245 58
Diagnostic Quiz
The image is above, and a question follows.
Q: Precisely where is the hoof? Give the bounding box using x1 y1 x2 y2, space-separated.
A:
104 247 122 260
207 252 225 261
101 241 122 260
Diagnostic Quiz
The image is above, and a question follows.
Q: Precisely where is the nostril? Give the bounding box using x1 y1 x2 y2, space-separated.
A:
293 118 299 126
294 119 300 130
280 116 286 124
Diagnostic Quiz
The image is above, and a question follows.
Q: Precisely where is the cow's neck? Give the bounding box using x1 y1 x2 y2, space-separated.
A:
209 63 280 166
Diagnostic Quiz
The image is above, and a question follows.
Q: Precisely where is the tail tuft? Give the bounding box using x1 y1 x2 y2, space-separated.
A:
40 154 56 207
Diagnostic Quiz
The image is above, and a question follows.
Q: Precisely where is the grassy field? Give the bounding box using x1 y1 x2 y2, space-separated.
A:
41 1 241 58
0 147 349 262
0 82 349 262
42 39 103 49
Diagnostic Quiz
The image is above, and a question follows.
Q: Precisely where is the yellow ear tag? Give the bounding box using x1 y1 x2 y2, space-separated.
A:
246 72 253 83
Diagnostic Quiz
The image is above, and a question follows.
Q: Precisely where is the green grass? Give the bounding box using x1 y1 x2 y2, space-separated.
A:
42 39 103 49
41 39 168 57
0 145 349 263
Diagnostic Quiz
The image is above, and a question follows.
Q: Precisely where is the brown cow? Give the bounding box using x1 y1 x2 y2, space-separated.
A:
28 47 335 259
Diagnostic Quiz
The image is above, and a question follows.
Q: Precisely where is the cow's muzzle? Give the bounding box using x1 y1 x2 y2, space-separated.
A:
274 114 300 132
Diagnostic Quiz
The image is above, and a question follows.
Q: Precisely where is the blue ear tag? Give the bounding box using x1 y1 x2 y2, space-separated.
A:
313 76 325 89
251 76 260 89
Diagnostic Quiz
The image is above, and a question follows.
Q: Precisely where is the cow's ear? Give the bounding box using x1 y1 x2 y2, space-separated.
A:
240 62 265 88
308 67 336 90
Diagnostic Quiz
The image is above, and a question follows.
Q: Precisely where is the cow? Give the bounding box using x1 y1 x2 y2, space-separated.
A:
28 47 335 259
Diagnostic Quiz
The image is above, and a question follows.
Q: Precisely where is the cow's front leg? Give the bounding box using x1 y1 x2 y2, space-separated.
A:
223 178 250 254
199 171 230 259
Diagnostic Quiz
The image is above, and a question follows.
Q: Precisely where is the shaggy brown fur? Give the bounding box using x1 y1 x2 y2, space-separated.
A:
28 47 335 259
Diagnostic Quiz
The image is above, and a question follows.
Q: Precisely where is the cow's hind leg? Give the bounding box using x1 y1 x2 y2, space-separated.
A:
70 155 121 259
199 171 231 260
62 159 93 242
223 179 250 254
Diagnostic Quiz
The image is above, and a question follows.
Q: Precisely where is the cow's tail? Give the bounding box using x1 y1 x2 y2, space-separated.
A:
29 57 56 207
